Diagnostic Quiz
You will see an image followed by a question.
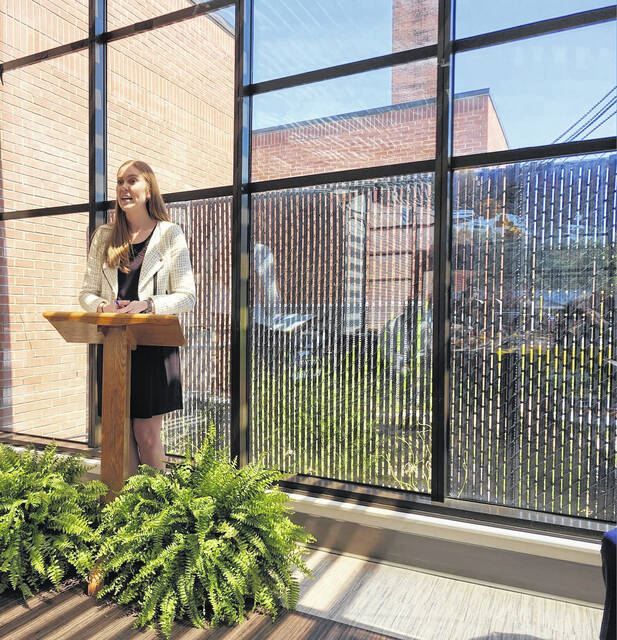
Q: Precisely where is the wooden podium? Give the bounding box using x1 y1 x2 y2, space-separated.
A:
43 312 186 496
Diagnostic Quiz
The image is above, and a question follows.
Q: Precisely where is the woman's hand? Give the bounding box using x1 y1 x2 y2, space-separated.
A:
117 300 149 314
99 300 129 313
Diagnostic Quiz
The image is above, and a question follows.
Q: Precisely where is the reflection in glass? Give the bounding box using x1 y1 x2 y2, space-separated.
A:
250 176 434 492
252 61 437 181
455 0 610 39
253 0 438 83
453 22 617 153
107 9 235 196
450 152 617 520
161 198 232 455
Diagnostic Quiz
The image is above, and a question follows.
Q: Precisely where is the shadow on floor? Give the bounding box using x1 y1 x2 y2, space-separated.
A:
0 585 400 640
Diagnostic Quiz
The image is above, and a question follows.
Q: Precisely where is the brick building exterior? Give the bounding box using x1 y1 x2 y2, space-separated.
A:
249 0 506 343
1 0 506 438
251 0 506 181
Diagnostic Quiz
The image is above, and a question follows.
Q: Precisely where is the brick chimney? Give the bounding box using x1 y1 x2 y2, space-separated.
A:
392 0 438 104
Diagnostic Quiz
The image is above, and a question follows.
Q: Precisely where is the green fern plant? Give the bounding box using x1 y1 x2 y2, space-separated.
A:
96 430 315 638
0 444 107 598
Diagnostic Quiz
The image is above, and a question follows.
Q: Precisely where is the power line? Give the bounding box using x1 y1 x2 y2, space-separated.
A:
581 106 617 140
565 95 617 142
552 85 617 144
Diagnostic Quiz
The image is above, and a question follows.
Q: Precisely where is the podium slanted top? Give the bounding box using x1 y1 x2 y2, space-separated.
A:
43 311 186 347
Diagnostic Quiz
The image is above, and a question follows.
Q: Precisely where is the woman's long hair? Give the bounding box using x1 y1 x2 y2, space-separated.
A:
106 160 170 272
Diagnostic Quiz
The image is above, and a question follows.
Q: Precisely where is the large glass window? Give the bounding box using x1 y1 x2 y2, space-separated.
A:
455 0 611 39
0 213 90 442
253 0 438 83
252 60 437 181
0 0 614 523
161 197 232 456
107 9 235 195
450 152 617 519
453 22 617 154
0 52 89 212
250 176 434 491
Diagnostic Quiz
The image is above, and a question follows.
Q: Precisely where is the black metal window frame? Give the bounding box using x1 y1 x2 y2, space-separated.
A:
0 0 615 535
235 0 616 535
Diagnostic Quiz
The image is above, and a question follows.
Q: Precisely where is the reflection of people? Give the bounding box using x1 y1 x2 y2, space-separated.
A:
79 160 196 474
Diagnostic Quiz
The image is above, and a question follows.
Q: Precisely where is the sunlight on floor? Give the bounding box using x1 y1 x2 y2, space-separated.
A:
296 549 602 640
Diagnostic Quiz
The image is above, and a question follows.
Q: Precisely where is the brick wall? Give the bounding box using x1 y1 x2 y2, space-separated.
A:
0 215 90 440
0 0 88 61
106 12 234 194
0 0 234 440
1 0 90 439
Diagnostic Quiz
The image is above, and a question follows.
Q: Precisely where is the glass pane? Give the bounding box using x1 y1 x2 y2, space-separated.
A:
254 0 438 83
250 176 434 491
0 52 89 212
453 22 617 154
107 8 235 196
450 152 617 520
161 197 232 455
1 0 87 59
0 213 89 442
455 0 611 39
107 0 235 30
252 60 437 181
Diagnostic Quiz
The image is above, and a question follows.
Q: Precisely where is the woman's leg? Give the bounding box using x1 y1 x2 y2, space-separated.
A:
127 427 141 476
132 414 166 471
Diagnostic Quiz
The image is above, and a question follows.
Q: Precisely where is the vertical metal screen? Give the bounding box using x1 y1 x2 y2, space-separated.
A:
450 153 617 519
162 197 232 454
250 176 434 491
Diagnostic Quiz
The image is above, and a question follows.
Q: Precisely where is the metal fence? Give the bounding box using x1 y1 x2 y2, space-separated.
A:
162 152 617 520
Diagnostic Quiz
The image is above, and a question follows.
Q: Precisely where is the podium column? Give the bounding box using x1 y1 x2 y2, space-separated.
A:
100 326 134 495
43 311 186 498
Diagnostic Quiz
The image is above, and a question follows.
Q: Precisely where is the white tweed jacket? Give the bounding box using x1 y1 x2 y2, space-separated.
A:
79 220 196 316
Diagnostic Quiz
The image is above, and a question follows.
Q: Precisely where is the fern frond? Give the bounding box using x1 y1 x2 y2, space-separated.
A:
0 445 106 596
95 432 313 636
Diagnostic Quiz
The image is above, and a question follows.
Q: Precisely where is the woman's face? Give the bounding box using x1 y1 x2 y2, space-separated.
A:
116 164 149 213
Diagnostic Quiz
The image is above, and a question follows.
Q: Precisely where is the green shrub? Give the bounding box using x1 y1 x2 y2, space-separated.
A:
96 432 314 638
0 445 107 598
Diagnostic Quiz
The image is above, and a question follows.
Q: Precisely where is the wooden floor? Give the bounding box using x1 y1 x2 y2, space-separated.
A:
0 584 395 640
0 550 604 640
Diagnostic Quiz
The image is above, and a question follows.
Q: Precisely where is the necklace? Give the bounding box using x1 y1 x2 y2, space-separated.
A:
128 226 154 261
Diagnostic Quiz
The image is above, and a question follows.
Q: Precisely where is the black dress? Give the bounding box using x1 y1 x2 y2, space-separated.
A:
97 232 183 419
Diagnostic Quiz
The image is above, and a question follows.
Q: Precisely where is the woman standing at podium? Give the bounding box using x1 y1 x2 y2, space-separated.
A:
79 160 196 474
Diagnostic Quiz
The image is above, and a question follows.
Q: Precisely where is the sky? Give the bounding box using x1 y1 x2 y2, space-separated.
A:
217 0 617 148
